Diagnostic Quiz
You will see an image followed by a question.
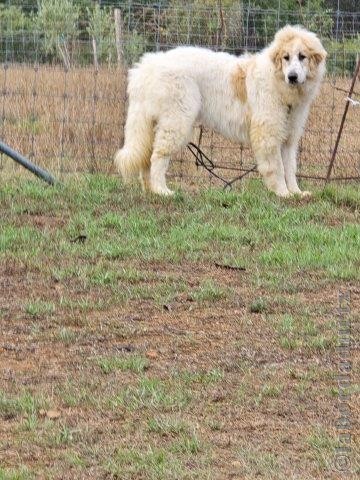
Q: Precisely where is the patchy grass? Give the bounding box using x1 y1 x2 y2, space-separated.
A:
147 416 190 436
25 300 56 318
110 376 192 411
255 383 283 406
56 327 78 344
1 176 359 281
0 176 359 479
238 447 280 478
190 279 231 303
105 444 210 480
306 427 337 470
274 314 336 352
96 354 149 374
0 391 49 420
0 466 33 480
249 296 267 313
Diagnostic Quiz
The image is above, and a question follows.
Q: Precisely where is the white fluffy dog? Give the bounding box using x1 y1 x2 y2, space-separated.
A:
115 25 327 197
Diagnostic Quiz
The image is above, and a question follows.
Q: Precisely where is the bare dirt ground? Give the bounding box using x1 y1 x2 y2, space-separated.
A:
0 177 359 479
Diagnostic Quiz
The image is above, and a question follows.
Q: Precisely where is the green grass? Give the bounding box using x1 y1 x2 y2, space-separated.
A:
249 297 267 313
275 314 336 352
56 327 78 344
97 354 149 374
25 300 55 318
147 416 189 436
170 434 202 454
0 391 48 419
255 383 283 405
238 447 279 477
106 446 190 480
306 428 337 470
110 377 192 411
105 435 208 480
0 466 34 480
190 279 231 302
55 381 98 409
1 177 359 288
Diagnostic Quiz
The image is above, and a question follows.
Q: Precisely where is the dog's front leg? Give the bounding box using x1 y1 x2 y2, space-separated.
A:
281 142 301 194
250 124 290 197
281 142 311 196
282 106 312 197
257 148 290 197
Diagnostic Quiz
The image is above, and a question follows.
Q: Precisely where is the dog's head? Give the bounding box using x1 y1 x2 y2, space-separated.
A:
269 25 327 86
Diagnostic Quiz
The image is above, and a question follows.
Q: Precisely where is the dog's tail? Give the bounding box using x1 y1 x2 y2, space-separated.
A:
114 103 154 180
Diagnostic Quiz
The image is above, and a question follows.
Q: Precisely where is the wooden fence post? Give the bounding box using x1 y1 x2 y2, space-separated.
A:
114 8 124 67
92 37 99 70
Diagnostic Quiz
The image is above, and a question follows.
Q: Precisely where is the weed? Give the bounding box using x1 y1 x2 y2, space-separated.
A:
190 279 230 302
147 416 189 436
97 354 149 374
250 297 267 313
25 300 55 317
0 466 34 480
111 377 191 411
0 391 48 419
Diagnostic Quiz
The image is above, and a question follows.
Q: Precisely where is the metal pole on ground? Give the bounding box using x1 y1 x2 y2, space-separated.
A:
0 140 56 185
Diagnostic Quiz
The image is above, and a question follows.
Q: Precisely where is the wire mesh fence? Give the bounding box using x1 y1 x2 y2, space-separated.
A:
0 1 359 187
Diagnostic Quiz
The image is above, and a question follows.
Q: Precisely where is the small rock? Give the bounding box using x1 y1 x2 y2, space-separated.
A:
146 350 158 359
46 409 61 419
114 344 135 353
212 391 226 403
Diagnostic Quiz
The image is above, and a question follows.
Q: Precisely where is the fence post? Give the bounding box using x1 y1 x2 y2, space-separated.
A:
114 8 124 67
92 37 99 70
326 57 360 183
216 0 226 51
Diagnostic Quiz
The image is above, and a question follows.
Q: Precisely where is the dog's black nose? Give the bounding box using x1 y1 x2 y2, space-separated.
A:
288 73 298 84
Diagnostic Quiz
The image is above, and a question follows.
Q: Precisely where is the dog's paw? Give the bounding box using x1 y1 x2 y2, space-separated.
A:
288 190 312 199
152 187 174 196
300 190 312 198
276 189 291 198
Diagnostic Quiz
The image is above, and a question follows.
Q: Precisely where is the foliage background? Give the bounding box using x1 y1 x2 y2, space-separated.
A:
0 1 358 73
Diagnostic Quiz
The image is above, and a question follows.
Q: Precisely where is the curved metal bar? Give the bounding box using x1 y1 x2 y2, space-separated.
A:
0 140 56 185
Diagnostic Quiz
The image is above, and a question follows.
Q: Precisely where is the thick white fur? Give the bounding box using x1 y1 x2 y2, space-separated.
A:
115 25 327 197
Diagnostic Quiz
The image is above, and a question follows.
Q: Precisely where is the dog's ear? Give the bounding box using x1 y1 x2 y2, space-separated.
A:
304 33 327 66
269 46 283 71
307 45 327 77
309 47 327 65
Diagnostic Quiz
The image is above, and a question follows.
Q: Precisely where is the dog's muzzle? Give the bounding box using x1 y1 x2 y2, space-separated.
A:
288 72 298 84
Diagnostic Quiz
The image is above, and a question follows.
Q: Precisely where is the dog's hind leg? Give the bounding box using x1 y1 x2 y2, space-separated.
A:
149 107 199 196
139 167 151 192
149 152 173 195
114 103 154 184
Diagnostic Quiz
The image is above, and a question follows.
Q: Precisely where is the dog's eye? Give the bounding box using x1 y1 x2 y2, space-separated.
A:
283 54 290 61
298 53 306 61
